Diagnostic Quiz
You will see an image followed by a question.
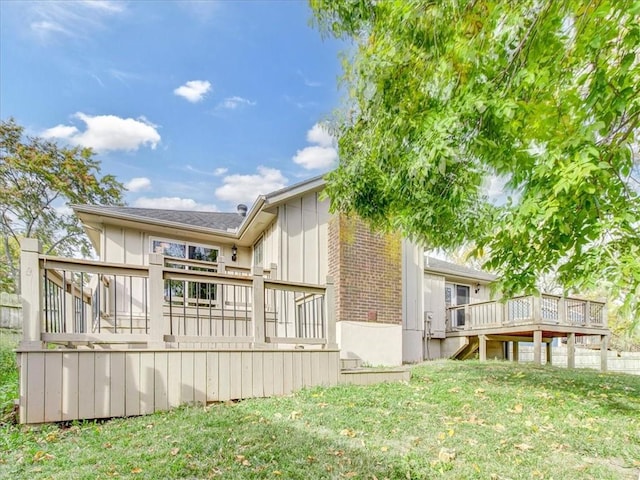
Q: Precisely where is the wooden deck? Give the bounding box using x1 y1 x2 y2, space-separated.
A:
16 238 410 424
444 295 610 369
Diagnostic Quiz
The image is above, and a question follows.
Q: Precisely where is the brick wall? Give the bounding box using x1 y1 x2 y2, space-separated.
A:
328 214 402 325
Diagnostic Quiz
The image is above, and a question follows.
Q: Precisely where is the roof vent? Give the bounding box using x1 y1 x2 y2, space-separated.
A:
237 204 248 217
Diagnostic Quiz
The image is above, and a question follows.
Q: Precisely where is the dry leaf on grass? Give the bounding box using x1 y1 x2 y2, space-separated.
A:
438 448 456 462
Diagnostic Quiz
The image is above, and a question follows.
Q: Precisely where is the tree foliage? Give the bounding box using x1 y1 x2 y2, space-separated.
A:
0 119 124 293
310 0 640 324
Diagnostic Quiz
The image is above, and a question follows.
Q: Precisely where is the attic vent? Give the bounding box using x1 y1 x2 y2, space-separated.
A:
237 204 248 217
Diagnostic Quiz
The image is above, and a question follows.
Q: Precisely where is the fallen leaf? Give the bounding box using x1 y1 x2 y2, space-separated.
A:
289 411 302 420
474 388 485 394
340 428 356 438
272 471 282 476
131 467 143 474
512 404 523 414
438 448 456 463
170 448 180 456
342 472 358 478
380 446 388 452
514 443 533 451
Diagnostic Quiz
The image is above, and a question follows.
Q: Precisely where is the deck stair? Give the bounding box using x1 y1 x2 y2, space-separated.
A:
455 336 480 360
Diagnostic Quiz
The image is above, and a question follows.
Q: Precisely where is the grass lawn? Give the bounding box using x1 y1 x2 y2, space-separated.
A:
0 342 639 479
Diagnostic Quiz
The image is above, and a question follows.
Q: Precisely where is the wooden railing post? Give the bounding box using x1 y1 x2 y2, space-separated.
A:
269 263 278 280
325 275 337 349
558 297 566 325
217 256 226 274
252 266 266 346
601 302 608 327
19 238 43 350
585 300 592 326
532 295 541 324
148 253 165 347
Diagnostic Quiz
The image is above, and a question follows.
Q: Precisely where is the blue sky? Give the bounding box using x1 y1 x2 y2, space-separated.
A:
0 0 345 212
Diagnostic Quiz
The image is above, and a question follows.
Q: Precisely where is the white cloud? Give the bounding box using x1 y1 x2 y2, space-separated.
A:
218 96 256 110
293 146 338 170
42 113 161 152
292 123 338 170
174 80 212 103
214 167 228 176
42 124 79 139
133 197 217 212
125 177 152 192
215 167 288 205
28 1 125 41
306 122 334 148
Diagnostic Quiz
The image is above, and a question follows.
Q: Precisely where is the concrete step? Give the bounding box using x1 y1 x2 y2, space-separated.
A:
339 366 411 386
340 357 363 370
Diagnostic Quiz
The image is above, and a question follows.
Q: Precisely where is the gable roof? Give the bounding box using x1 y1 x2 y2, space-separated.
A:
73 205 245 232
72 175 329 251
424 256 496 282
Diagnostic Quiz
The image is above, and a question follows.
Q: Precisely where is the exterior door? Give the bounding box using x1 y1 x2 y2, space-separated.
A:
446 283 470 327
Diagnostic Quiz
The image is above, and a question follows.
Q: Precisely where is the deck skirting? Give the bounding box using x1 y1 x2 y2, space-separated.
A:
18 348 340 424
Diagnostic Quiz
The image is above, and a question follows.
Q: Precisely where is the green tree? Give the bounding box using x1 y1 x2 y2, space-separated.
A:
310 0 640 327
0 118 124 293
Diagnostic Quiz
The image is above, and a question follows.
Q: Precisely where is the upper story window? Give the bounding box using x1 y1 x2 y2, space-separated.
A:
150 237 220 302
253 236 264 267
151 238 219 263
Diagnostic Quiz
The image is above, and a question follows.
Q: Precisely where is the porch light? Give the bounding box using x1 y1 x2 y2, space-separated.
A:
475 283 481 294
231 244 238 262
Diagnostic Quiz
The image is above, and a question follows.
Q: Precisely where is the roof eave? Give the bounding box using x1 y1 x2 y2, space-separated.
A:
72 205 242 239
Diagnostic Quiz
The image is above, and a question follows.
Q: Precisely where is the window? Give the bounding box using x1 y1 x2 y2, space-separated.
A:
150 238 220 302
253 236 264 267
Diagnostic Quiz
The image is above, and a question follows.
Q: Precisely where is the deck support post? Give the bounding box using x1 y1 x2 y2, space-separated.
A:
325 275 338 349
512 341 519 363
19 238 43 350
546 340 553 365
252 266 266 347
600 335 609 372
533 330 543 365
479 335 487 361
148 253 166 347
567 333 576 369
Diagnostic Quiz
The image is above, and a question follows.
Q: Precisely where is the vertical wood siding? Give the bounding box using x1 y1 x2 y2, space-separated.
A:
278 193 330 285
424 273 446 338
18 349 340 424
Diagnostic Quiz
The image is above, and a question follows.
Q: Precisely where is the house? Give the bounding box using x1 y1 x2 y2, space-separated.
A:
16 175 609 423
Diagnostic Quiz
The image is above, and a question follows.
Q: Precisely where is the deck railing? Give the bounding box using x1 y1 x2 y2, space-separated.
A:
19 238 335 350
446 294 607 332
